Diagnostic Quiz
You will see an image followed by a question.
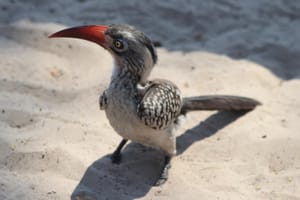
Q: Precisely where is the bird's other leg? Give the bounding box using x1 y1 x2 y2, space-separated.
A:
99 90 108 110
154 155 171 186
111 139 128 164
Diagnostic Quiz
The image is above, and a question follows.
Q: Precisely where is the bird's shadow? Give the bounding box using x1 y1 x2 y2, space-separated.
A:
176 110 249 155
71 110 248 200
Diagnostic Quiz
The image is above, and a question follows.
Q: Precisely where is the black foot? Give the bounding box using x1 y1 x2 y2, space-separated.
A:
110 152 122 164
154 164 170 186
154 156 171 186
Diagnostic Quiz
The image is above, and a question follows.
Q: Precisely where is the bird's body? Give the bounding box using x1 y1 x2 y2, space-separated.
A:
103 75 181 156
49 24 261 185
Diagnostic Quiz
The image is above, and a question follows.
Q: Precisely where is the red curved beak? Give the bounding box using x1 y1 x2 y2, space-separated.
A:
49 25 109 48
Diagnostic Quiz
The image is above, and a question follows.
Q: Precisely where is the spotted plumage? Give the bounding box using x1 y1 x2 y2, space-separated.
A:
137 79 182 130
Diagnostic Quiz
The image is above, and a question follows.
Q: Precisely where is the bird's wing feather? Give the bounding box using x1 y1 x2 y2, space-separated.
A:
137 79 182 130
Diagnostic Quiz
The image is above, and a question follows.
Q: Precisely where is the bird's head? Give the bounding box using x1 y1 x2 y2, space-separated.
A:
49 24 157 82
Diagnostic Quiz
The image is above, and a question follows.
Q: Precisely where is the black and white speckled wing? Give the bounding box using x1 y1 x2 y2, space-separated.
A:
137 79 183 130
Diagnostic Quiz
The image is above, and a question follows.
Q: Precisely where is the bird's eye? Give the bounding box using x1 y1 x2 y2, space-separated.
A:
113 39 124 49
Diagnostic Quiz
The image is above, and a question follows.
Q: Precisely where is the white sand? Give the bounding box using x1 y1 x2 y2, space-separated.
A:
0 1 300 200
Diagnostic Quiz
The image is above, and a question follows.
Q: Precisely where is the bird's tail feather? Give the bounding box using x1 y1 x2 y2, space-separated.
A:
181 95 261 114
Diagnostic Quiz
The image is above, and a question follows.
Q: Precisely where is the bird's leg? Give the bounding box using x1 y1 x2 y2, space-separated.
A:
154 155 171 186
111 139 128 164
99 90 108 110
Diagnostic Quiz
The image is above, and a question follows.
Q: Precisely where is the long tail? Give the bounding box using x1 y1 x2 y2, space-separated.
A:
181 95 261 114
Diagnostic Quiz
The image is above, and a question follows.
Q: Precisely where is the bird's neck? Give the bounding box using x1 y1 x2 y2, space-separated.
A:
111 54 154 83
110 60 152 86
110 62 140 89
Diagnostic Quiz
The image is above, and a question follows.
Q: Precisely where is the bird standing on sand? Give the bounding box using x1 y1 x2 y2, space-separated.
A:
49 24 260 186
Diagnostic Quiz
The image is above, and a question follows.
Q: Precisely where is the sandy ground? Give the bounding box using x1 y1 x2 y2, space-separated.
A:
0 0 300 200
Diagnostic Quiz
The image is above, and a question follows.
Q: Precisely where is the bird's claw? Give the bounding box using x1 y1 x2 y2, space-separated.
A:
110 153 122 164
154 163 170 186
154 176 167 186
99 90 108 110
